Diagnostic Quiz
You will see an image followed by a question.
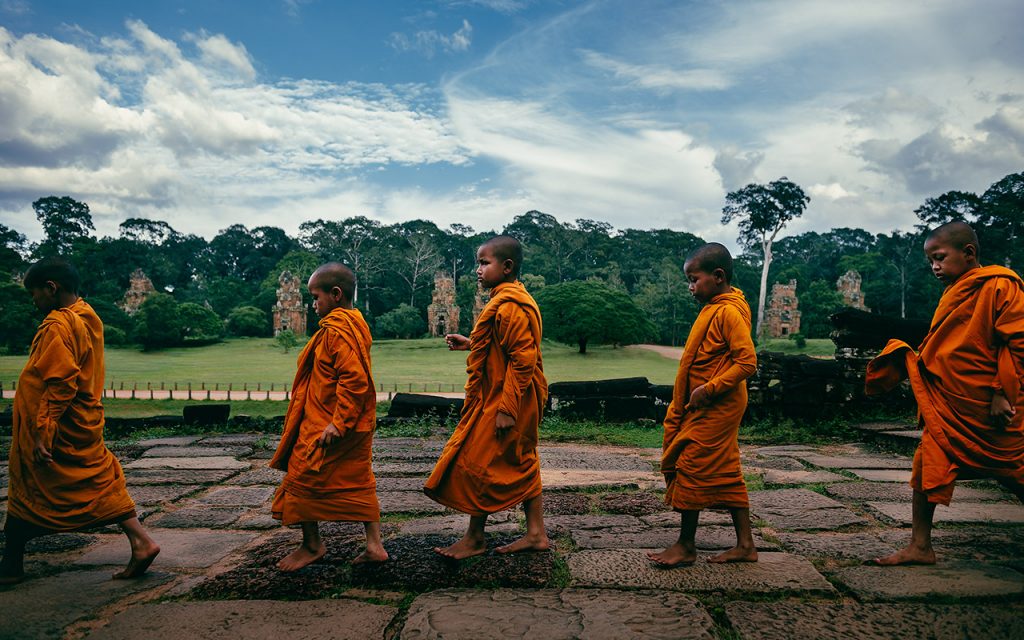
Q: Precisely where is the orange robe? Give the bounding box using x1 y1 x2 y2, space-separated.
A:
424 281 548 515
270 307 380 524
662 288 757 511
865 265 1024 505
8 300 136 531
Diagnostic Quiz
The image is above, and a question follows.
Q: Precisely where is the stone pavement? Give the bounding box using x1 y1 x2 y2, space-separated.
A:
1 435 1023 639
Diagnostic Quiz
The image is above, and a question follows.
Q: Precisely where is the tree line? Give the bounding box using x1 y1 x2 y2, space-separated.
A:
0 169 1020 355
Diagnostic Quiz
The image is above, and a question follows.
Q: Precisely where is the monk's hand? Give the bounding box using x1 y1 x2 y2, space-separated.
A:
990 392 1016 428
318 423 342 447
33 434 54 464
445 334 470 351
495 411 516 433
687 385 711 409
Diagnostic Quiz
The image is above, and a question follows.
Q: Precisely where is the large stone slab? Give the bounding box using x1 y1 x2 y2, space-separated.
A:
571 526 778 551
725 602 1024 640
761 469 850 485
199 434 269 446
868 501 1024 524
374 462 435 476
833 563 1024 600
750 488 868 530
568 550 835 594
125 468 241 485
750 445 815 455
91 599 397 640
379 491 448 514
146 505 249 528
196 486 276 506
128 484 201 505
796 454 912 470
541 469 658 490
541 492 592 515
125 456 249 471
743 456 806 471
75 529 257 568
230 467 285 485
847 469 913 482
230 510 281 530
877 526 1024 563
136 436 201 447
399 512 518 536
597 491 669 516
825 481 1014 503
0 569 171 639
538 447 655 472
141 446 251 458
545 514 643 536
400 588 715 640
376 477 428 492
775 532 897 560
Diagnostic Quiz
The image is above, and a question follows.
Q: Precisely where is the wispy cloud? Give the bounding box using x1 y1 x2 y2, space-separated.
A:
580 50 730 92
442 0 530 14
389 19 472 58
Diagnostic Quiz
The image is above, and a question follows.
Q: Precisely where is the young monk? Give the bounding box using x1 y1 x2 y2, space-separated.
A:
867 221 1024 566
269 262 387 570
2 257 159 585
424 235 549 559
648 242 758 567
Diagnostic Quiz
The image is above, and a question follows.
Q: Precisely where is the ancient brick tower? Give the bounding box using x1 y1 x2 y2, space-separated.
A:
273 271 307 337
765 279 801 338
119 268 155 315
427 272 460 337
836 270 870 311
471 282 488 326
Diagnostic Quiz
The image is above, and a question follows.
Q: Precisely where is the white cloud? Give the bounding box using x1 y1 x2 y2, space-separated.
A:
580 50 731 92
389 19 473 58
443 0 530 14
808 183 856 200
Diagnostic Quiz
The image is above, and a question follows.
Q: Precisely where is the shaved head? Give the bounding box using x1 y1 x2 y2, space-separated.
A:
685 242 734 282
310 262 356 300
926 221 980 256
481 235 524 277
23 256 80 293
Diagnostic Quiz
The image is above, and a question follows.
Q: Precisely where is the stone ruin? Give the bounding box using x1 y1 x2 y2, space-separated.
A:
837 270 870 311
427 272 460 337
272 271 307 337
119 268 156 315
765 279 801 338
471 282 488 325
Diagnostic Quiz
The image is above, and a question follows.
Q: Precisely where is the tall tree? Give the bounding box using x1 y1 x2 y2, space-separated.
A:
0 223 28 276
391 220 445 307
32 196 94 256
534 280 655 353
875 230 922 318
721 177 809 338
977 171 1024 269
913 190 981 227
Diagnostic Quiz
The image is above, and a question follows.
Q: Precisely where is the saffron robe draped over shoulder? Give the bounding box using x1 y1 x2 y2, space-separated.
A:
661 289 757 511
865 265 1024 505
424 281 548 515
8 299 136 531
270 307 380 524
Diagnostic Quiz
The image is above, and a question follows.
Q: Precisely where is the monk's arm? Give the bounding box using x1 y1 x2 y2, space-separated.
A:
702 308 757 398
327 331 370 436
496 304 538 420
662 361 688 448
32 322 82 446
992 280 1024 400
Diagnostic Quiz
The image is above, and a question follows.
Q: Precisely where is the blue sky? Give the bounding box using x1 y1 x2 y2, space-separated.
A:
1 0 1022 247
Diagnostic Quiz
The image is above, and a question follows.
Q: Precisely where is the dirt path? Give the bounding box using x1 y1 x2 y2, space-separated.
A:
628 343 683 361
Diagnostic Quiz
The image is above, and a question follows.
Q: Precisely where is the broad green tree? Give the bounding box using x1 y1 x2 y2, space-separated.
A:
33 196 94 256
133 293 182 350
534 280 655 354
376 303 425 339
0 281 38 354
721 177 810 338
227 306 269 337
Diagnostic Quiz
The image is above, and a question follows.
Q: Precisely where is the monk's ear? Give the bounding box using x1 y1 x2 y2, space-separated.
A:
963 243 978 262
45 279 60 295
712 268 726 283
502 258 514 275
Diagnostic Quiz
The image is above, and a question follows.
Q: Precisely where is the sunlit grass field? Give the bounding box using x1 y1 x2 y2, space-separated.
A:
0 337 683 389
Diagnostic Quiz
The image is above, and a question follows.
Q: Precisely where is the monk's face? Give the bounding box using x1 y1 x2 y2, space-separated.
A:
923 236 975 284
476 246 512 289
307 274 343 318
27 283 59 314
683 261 726 304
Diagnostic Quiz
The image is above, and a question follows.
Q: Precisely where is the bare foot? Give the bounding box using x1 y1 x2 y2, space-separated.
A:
647 542 696 567
495 533 550 555
352 544 389 565
277 542 327 572
708 545 758 564
433 535 487 560
870 544 936 566
113 541 161 579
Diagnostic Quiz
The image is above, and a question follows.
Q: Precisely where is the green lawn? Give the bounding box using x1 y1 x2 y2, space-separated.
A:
756 338 834 357
0 337 681 389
